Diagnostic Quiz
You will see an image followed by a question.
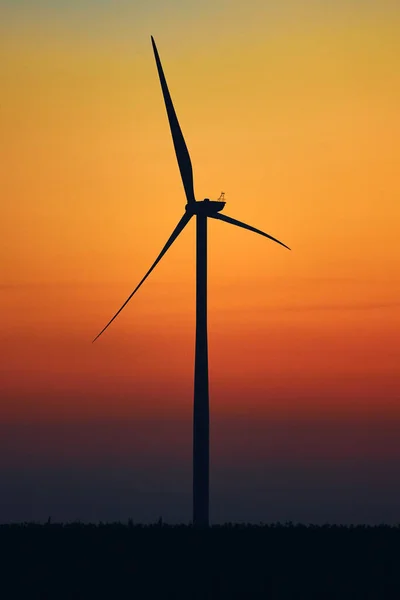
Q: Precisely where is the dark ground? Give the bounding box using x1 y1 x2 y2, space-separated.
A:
1 522 399 599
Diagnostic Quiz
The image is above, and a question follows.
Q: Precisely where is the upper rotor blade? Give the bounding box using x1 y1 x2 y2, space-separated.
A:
151 36 195 204
210 213 291 250
93 212 192 342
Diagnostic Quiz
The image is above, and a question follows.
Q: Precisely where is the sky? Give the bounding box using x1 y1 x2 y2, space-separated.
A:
1 0 400 524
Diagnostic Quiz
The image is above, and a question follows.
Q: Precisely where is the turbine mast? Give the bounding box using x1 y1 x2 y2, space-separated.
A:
193 212 209 527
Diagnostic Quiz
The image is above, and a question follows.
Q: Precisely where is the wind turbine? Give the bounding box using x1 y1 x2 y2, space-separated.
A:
93 36 290 527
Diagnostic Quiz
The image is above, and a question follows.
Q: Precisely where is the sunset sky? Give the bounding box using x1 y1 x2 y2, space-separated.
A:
1 0 399 524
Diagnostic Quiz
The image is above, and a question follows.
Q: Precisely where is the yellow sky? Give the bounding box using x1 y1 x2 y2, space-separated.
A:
1 5 399 421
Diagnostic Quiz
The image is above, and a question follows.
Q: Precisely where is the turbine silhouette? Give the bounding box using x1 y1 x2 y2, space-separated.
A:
93 36 290 527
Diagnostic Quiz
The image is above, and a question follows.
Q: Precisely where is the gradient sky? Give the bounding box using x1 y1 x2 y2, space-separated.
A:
1 0 400 524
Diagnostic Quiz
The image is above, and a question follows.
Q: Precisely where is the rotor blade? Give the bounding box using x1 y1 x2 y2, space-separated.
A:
93 212 192 343
210 213 291 250
151 36 196 204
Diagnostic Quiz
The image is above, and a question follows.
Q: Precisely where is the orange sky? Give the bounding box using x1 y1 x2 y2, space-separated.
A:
0 0 399 523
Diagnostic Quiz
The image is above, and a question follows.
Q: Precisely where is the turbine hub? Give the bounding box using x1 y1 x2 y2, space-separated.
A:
186 199 226 216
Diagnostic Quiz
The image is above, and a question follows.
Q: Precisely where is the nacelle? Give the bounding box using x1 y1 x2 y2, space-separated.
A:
186 199 226 216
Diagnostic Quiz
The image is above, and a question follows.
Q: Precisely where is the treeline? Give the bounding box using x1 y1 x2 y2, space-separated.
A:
2 522 399 598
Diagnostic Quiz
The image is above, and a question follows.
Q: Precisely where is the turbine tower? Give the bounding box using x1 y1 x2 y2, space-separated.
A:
93 37 290 527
